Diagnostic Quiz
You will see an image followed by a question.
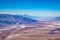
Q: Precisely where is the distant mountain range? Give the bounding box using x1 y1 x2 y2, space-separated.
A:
0 14 60 28
0 14 38 28
55 16 60 21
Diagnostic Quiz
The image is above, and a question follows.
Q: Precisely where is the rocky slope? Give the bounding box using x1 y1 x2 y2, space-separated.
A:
0 14 60 40
0 14 38 29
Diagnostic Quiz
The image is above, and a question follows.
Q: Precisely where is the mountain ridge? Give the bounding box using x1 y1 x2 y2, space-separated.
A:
0 14 38 28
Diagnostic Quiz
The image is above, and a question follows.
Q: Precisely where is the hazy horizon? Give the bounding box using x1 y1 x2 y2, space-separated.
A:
0 0 60 17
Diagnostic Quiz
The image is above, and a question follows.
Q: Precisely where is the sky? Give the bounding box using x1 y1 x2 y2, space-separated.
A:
0 0 60 17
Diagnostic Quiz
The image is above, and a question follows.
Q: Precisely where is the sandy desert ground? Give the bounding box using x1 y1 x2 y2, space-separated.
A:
0 21 60 40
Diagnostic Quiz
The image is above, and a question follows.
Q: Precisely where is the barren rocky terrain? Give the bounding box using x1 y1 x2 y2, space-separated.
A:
0 14 60 40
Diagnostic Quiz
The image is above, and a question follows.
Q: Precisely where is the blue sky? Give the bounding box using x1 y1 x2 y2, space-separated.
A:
0 0 60 17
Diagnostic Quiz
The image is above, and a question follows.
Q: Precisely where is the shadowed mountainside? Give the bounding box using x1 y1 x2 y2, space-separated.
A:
0 14 38 28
